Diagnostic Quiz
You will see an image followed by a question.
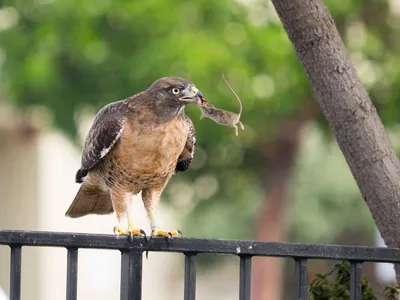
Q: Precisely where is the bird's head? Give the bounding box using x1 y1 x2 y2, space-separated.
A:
147 77 204 106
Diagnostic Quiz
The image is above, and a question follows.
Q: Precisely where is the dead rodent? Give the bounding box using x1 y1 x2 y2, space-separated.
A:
197 74 244 136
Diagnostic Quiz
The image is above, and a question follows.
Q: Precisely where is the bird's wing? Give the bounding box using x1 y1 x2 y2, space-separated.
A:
81 100 125 171
176 114 196 172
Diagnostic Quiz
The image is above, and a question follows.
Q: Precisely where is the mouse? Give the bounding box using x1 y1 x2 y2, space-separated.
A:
197 74 244 136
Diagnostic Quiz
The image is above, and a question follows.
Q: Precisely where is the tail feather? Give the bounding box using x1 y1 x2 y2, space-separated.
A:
65 185 113 218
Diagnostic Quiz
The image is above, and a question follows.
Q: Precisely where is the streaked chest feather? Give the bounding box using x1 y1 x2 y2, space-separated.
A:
113 117 188 175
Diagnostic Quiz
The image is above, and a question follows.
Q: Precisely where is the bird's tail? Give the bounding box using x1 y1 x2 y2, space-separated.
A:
65 184 114 218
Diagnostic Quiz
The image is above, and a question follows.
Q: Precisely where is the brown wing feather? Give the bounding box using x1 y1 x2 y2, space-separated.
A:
75 100 126 182
175 114 196 172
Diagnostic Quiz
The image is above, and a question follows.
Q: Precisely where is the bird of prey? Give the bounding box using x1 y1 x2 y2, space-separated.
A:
65 77 203 238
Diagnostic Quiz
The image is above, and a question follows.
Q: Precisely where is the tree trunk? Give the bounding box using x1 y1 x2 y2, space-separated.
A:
252 103 317 300
271 0 400 281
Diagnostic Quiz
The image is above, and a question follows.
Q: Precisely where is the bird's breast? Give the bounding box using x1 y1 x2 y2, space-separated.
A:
113 117 188 177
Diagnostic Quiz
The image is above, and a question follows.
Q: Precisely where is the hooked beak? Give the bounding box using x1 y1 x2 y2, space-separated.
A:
179 85 203 103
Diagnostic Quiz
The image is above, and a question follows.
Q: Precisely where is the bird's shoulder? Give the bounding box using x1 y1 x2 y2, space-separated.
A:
80 99 127 172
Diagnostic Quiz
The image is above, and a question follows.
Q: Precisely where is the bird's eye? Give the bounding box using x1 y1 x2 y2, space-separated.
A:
172 88 180 95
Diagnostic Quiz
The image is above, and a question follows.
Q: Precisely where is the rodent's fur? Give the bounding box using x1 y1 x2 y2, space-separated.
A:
197 74 244 136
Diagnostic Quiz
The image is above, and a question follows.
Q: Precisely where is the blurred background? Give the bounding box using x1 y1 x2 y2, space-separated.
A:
0 0 400 299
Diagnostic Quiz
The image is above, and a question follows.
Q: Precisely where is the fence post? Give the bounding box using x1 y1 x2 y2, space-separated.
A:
350 261 362 300
184 253 197 300
66 247 78 300
10 245 22 300
120 250 143 300
239 255 252 300
294 259 307 300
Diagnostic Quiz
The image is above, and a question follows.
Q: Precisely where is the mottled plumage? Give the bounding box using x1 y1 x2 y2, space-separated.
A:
176 115 196 172
65 77 203 237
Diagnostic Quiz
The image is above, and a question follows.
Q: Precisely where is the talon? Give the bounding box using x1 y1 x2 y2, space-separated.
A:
141 230 148 245
147 234 153 254
128 231 133 242
144 232 149 259
168 229 182 237
113 226 146 238
127 228 146 237
151 228 170 238
151 228 182 238
113 225 124 236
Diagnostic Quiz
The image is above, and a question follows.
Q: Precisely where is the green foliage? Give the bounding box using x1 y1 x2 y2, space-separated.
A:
0 0 309 240
1 0 400 244
309 261 399 300
288 126 376 243
0 0 307 142
385 286 400 300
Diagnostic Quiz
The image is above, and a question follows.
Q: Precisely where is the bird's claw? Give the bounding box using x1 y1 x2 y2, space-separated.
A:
151 228 183 238
113 225 123 235
145 229 182 259
128 230 147 243
113 226 146 240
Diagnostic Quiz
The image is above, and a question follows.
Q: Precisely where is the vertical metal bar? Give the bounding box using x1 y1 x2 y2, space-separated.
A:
350 261 362 300
294 259 307 300
239 255 252 300
66 248 78 300
120 251 129 300
10 245 22 300
128 251 143 300
120 250 143 300
184 253 197 300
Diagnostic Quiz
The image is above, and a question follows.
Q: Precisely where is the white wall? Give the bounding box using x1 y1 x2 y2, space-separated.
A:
0 287 8 300
0 127 237 300
0 128 41 299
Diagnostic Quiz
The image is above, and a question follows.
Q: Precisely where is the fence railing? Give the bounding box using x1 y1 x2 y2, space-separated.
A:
1 229 400 300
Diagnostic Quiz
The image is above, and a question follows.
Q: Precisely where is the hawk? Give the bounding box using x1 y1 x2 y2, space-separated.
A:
65 77 203 238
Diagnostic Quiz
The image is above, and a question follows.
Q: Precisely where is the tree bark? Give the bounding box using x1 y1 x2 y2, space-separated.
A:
270 0 400 281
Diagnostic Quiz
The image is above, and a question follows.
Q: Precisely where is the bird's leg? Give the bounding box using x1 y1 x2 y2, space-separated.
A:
125 198 146 237
112 210 125 236
148 211 182 238
142 188 182 238
111 189 145 237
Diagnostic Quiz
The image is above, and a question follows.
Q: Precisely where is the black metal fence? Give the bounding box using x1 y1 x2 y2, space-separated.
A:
1 230 400 300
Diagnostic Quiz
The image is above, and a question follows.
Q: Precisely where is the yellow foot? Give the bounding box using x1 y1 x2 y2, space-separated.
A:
113 225 146 237
151 228 182 238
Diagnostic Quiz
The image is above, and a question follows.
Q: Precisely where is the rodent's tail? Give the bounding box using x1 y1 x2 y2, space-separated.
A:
222 73 242 116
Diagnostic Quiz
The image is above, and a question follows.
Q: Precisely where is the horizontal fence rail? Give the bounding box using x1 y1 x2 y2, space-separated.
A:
1 229 400 300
